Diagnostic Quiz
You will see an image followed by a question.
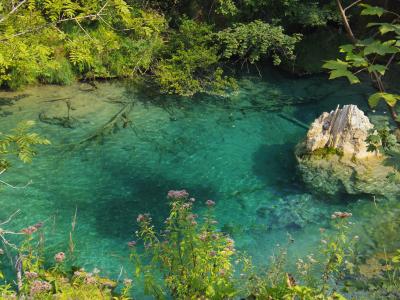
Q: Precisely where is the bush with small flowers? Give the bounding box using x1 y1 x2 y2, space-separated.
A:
130 190 239 299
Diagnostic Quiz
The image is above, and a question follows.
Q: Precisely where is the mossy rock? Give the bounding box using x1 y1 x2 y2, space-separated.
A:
296 142 400 197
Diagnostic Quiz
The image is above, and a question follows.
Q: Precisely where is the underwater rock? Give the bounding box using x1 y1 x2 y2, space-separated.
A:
255 194 328 230
296 105 400 197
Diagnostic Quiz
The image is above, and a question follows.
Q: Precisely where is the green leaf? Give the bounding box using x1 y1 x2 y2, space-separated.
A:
346 53 368 67
368 23 400 35
360 4 385 17
368 92 400 108
322 59 348 70
368 64 387 75
329 69 360 84
339 44 355 53
364 40 399 56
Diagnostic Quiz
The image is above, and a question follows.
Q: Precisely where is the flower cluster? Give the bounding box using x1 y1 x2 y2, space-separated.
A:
21 222 43 235
205 199 215 207
73 269 98 285
24 271 39 280
167 190 189 200
30 280 51 295
225 238 235 252
84 276 97 285
128 241 137 247
331 211 352 219
54 252 66 263
124 278 133 286
137 213 151 223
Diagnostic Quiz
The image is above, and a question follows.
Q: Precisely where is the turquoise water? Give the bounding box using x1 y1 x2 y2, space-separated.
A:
0 69 399 287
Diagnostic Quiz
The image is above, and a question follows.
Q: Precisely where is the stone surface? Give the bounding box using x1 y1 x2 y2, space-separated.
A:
305 105 375 159
296 105 400 197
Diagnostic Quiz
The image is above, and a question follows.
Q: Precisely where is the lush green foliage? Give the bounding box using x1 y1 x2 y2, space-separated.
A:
0 121 50 171
323 3 400 123
155 19 236 97
217 20 301 66
0 0 166 89
131 193 238 299
0 222 132 299
219 0 340 28
0 0 304 96
366 127 398 153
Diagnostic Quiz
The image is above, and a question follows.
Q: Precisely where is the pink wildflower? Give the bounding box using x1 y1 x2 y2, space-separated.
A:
30 280 51 295
25 271 38 280
124 278 133 286
128 241 137 247
167 190 189 200
137 214 146 223
54 252 66 263
205 200 215 207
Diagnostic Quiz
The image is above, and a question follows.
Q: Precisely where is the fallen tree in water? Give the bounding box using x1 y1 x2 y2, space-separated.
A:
78 101 134 145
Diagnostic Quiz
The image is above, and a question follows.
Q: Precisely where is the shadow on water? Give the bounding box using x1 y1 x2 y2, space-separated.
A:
252 143 300 187
73 167 219 240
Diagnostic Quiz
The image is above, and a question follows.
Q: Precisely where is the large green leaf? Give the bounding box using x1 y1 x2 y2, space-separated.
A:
329 69 360 84
367 23 400 35
368 92 400 108
360 4 385 17
367 64 387 75
364 40 398 56
322 59 348 70
339 44 355 53
346 53 368 67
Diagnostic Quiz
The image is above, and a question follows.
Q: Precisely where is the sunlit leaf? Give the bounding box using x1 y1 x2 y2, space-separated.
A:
360 4 385 17
329 69 360 84
368 92 400 108
340 44 355 53
364 40 399 56
322 59 348 70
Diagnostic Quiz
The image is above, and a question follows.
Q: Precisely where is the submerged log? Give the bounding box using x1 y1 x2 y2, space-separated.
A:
78 101 133 144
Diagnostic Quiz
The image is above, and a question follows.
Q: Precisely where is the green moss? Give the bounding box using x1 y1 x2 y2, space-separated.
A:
312 146 344 158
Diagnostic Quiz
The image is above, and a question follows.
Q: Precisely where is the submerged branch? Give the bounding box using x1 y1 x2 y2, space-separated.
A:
78 101 134 145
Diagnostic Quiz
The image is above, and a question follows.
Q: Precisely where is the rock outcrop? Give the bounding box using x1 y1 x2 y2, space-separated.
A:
296 105 400 197
305 105 375 159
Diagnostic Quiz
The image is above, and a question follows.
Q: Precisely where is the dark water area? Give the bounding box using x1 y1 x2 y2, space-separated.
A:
0 68 398 292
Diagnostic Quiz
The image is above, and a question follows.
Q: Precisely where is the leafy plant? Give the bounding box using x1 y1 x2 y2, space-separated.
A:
217 20 301 66
0 121 50 171
131 191 238 299
366 127 397 153
323 2 400 126
155 19 236 97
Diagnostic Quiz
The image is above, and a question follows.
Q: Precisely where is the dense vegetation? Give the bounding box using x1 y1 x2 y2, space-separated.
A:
0 0 343 95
